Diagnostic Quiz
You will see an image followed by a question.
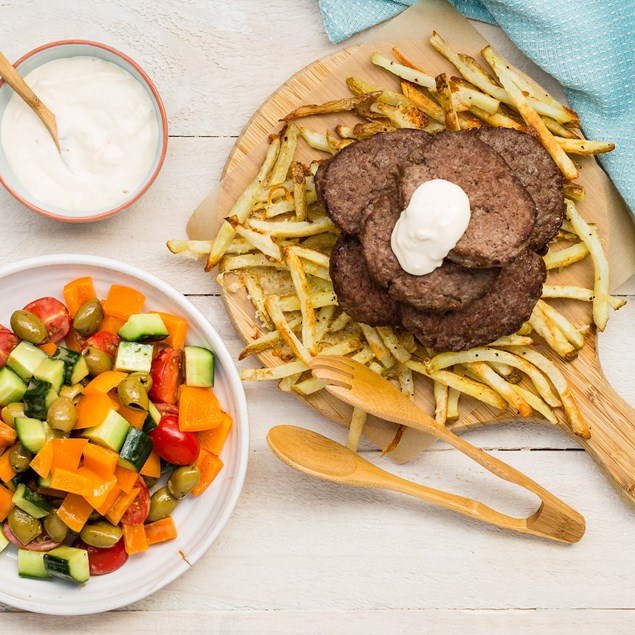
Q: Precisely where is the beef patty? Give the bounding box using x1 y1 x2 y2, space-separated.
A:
398 132 537 267
315 129 435 235
359 195 498 312
330 234 401 327
401 250 546 351
475 127 564 250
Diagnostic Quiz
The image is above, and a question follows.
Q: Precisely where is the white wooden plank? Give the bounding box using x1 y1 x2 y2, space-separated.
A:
0 609 634 634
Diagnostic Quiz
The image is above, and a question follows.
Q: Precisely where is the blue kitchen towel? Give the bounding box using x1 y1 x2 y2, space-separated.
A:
318 0 635 217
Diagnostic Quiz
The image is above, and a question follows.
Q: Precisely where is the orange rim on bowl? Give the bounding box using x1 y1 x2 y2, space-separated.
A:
0 41 169 223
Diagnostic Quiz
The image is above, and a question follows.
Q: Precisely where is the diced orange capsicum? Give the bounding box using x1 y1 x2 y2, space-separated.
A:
140 450 161 479
150 311 187 349
29 440 54 479
50 438 88 473
0 449 16 484
178 386 222 432
83 371 128 395
0 420 17 453
198 411 233 456
144 517 178 545
191 449 224 496
63 277 97 318
75 393 114 430
123 522 148 555
102 285 145 320
57 493 94 533
0 484 15 522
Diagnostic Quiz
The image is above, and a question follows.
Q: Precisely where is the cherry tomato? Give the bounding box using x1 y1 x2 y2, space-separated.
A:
74 538 129 576
149 348 183 405
120 476 150 526
149 414 200 465
0 329 19 368
65 326 86 352
23 297 70 343
154 402 179 417
82 331 120 359
3 523 61 551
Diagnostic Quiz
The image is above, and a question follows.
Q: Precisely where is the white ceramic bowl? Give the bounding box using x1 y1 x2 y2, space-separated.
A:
0 41 168 223
0 255 248 614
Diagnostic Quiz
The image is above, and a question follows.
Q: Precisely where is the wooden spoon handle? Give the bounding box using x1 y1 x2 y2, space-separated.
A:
429 426 585 542
0 50 59 148
370 466 584 543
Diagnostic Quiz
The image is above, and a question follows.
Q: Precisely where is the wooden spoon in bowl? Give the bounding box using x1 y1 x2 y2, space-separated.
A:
0 49 60 150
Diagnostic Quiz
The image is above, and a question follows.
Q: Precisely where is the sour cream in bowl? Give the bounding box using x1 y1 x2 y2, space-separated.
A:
0 41 168 222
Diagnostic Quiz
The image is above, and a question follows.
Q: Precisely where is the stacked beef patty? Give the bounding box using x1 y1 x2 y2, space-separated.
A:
316 128 563 351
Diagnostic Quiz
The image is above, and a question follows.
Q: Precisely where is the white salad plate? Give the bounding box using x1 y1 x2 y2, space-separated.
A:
0 255 249 615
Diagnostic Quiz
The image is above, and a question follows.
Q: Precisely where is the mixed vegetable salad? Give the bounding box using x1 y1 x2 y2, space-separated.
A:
0 277 232 584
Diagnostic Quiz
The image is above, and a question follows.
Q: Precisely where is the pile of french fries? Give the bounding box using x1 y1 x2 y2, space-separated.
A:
169 33 625 452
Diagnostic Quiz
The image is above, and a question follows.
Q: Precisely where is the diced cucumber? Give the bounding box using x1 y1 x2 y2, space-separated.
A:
15 417 47 453
114 341 153 373
52 346 89 385
18 549 52 579
0 528 9 553
0 366 27 406
184 346 215 387
118 314 169 343
82 409 130 452
12 483 52 519
143 401 161 434
23 379 57 420
43 421 67 443
33 358 65 393
6 341 48 383
118 427 153 472
44 546 90 583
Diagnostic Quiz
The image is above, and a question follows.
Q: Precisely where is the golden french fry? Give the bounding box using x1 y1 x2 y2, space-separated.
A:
400 82 445 122
468 105 524 130
563 182 585 202
426 348 561 408
565 200 610 330
536 299 585 350
434 380 449 425
446 365 464 420
291 161 307 221
336 121 397 139
277 290 338 313
346 407 368 452
264 295 312 364
509 384 557 424
248 215 337 238
489 335 535 347
284 246 318 355
319 337 362 357
207 136 281 270
269 124 300 186
231 222 282 261
239 316 302 360
359 324 396 369
346 76 416 108
351 344 375 365
397 363 414 400
299 127 332 153
529 303 578 361
292 377 326 395
555 138 615 155
241 360 309 381
482 47 578 180
219 253 288 273
283 93 380 122
465 362 532 416
488 362 521 384
369 101 429 129
371 51 436 89
278 373 303 392
376 326 412 364
166 239 212 259
541 285 625 310
543 242 589 270
330 312 352 332
450 77 500 114
507 347 589 438
434 73 460 131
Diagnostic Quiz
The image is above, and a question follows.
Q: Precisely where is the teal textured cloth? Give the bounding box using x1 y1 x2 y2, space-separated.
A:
317 0 635 216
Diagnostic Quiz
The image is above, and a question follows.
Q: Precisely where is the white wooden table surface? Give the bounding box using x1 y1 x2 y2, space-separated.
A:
1 1 634 632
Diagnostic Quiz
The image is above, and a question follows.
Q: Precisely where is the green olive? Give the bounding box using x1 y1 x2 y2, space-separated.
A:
80 520 123 548
9 443 33 473
47 397 77 433
82 345 113 376
167 465 201 499
43 511 69 543
1 402 25 428
147 487 178 522
8 507 42 545
59 383 84 405
72 299 104 338
142 475 158 489
128 371 153 392
117 378 149 411
10 310 48 344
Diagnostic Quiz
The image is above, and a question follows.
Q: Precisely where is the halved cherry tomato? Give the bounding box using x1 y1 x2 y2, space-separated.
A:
149 348 182 405
149 415 200 465
82 331 120 359
74 538 129 576
120 476 150 526
0 329 19 368
3 523 61 551
65 326 86 352
23 297 71 343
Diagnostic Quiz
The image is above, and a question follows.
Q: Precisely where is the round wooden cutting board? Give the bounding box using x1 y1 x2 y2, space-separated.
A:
212 38 635 505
